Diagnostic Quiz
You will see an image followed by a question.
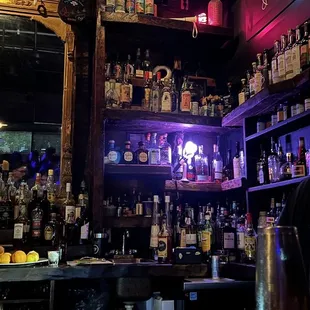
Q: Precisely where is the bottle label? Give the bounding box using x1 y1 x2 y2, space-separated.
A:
32 219 42 238
237 231 245 249
115 0 125 12
150 150 160 165
135 69 144 78
181 91 191 112
151 90 160 112
292 45 301 76
271 58 279 84
278 54 285 80
233 157 241 178
266 217 275 227
135 0 145 13
259 169 265 184
158 237 168 258
150 225 159 248
285 49 294 79
144 88 151 108
296 103 305 114
245 236 256 258
108 150 118 162
124 151 133 162
44 225 54 241
238 92 245 105
139 152 148 163
292 164 306 178
106 0 116 6
145 0 154 14
223 232 235 249
180 228 186 247
201 231 211 253
161 91 172 112
65 206 76 224
214 161 223 180
186 233 197 245
300 45 308 68
277 110 284 122
81 222 89 240
114 64 121 80
120 84 130 103
125 0 135 12
13 223 23 239
254 72 263 93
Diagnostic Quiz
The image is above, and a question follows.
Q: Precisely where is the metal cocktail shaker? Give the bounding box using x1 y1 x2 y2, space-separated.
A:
256 226 309 310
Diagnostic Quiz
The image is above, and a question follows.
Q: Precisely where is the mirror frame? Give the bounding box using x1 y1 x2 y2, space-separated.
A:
0 0 75 197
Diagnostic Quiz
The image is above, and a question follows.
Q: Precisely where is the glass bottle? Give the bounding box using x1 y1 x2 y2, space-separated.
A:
143 72 152 110
201 211 213 262
40 190 50 227
212 143 223 183
268 138 280 183
266 198 276 227
172 132 184 180
143 49 152 79
277 34 287 82
207 0 223 26
31 195 44 244
171 78 179 113
279 152 293 181
257 148 268 185
285 29 295 79
263 49 270 87
148 133 161 165
223 149 233 181
180 77 191 113
135 48 144 78
150 72 161 113
46 169 55 203
271 40 280 84
122 141 135 164
161 78 172 112
150 195 159 260
292 137 306 178
244 213 256 263
249 62 256 97
258 211 267 228
292 25 302 77
222 212 236 262
233 141 241 179
238 78 247 106
300 22 309 71
135 141 149 165
63 183 76 225
31 173 43 199
106 82 119 109
107 140 121 164
120 73 131 109
194 145 210 182
186 157 196 182
185 208 197 247
158 134 172 165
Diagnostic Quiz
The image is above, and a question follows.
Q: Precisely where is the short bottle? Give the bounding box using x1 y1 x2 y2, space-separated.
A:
135 141 149 165
122 141 135 164
107 140 121 164
148 133 161 165
158 134 172 165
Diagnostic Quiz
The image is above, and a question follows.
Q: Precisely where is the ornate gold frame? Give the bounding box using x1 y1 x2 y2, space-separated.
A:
0 0 75 197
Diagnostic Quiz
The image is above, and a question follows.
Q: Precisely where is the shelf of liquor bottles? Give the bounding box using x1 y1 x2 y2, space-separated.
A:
222 67 310 127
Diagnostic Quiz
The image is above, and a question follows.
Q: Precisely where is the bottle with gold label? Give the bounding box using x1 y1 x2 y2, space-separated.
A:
277 34 288 82
244 213 256 263
201 211 213 262
143 72 151 110
145 0 154 15
135 142 149 165
122 141 135 164
285 29 295 80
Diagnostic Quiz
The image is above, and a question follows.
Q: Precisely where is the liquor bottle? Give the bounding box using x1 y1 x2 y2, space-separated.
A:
184 208 197 247
263 49 270 87
31 195 44 244
143 49 152 79
106 81 119 108
236 211 245 261
135 48 144 78
255 53 264 92
46 169 55 203
285 29 296 79
158 196 172 263
244 213 256 263
277 104 284 122
148 133 161 165
150 72 161 113
172 132 184 180
44 212 57 246
124 54 134 81
180 77 191 113
201 211 213 262
158 134 172 165
300 22 309 71
292 137 306 178
145 0 154 15
292 25 302 77
107 140 121 164
122 141 135 164
266 198 276 227
233 141 241 179
279 152 293 181
271 40 280 84
161 78 172 112
120 74 131 109
275 202 282 224
212 143 223 183
257 147 269 185
150 195 159 260
249 62 257 96
13 184 30 247
63 183 75 225
135 141 149 165
40 190 50 226
268 138 280 183
222 211 236 262
31 173 43 198
223 149 233 181
278 34 287 82
186 157 196 182
171 78 179 113
28 189 39 220
194 145 210 182
172 57 183 95
143 72 151 110
238 78 248 106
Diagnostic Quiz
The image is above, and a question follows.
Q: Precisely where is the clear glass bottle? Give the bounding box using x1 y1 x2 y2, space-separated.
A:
292 137 306 178
212 143 223 183
159 134 172 165
161 78 172 112
277 34 288 82
122 141 135 164
135 142 149 165
106 82 119 109
148 133 161 165
268 138 280 183
107 140 121 164
194 145 210 182
207 0 223 26
180 77 191 113
285 29 296 80
279 152 293 181
233 141 241 179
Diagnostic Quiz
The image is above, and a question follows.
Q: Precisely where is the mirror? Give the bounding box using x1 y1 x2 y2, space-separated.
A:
0 14 64 188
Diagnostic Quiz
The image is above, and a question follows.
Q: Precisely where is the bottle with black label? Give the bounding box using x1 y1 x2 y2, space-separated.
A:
31 198 44 245
135 141 149 165
122 141 135 164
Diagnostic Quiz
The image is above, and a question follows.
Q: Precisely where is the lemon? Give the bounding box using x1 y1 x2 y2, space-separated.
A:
0 253 11 264
26 251 39 263
12 250 27 263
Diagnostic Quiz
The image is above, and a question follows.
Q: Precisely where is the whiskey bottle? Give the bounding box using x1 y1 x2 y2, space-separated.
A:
134 48 144 78
244 213 256 263
268 138 280 183
279 152 293 181
148 133 161 165
271 40 280 84
31 196 44 244
158 134 172 165
161 78 172 112
135 141 149 165
120 74 131 109
150 195 160 260
180 77 191 113
249 62 256 96
44 213 56 246
292 25 302 77
212 143 223 183
238 78 247 105
233 141 241 179
143 49 152 79
300 22 309 71
285 29 296 79
143 72 151 110
122 141 135 164
150 72 161 113
195 145 210 182
292 137 306 178
201 211 213 261
63 183 76 225
107 140 121 164
184 208 197 247
278 34 288 82
46 169 55 203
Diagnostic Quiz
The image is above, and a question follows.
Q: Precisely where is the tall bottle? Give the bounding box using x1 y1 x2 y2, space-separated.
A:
63 183 75 225
285 29 295 79
244 213 256 263
292 25 302 77
194 145 210 182
143 49 152 79
150 72 161 113
268 138 280 183
223 149 233 181
180 77 191 113
292 137 306 178
150 195 160 261
271 40 280 84
158 134 172 165
257 146 268 185
143 72 152 110
212 143 223 183
300 22 309 71
233 142 241 179
277 34 287 82
31 173 43 198
184 208 197 247
201 211 213 262
40 190 50 227
120 73 131 109
158 196 172 263
161 79 172 112
135 48 144 78
31 194 44 244
266 198 276 227
148 133 161 165
280 152 293 181
172 132 184 180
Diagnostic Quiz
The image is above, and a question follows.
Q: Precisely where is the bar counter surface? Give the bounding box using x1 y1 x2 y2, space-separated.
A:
0 262 255 283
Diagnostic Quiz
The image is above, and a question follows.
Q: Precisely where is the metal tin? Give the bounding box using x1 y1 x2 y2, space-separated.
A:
211 255 220 279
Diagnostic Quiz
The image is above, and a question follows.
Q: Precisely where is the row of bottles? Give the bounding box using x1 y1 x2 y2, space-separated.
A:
256 136 310 185
103 0 155 15
237 21 310 106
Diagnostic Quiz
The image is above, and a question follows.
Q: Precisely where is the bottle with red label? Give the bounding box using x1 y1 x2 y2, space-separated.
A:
31 198 44 244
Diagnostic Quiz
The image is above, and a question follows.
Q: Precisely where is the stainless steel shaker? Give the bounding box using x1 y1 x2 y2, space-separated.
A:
256 226 309 310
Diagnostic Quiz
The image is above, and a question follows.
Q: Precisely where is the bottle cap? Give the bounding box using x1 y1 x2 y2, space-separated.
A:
153 195 159 203
165 196 170 203
48 169 54 176
66 183 71 192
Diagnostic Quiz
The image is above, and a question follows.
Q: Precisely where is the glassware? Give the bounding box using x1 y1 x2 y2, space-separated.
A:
135 142 149 165
122 141 135 164
48 250 60 267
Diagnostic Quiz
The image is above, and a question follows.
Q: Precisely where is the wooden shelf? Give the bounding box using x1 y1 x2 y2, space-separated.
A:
105 164 172 179
221 178 247 191
222 67 310 127
101 12 233 38
102 216 152 228
165 180 221 192
103 109 227 134
245 109 310 142
247 176 309 193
